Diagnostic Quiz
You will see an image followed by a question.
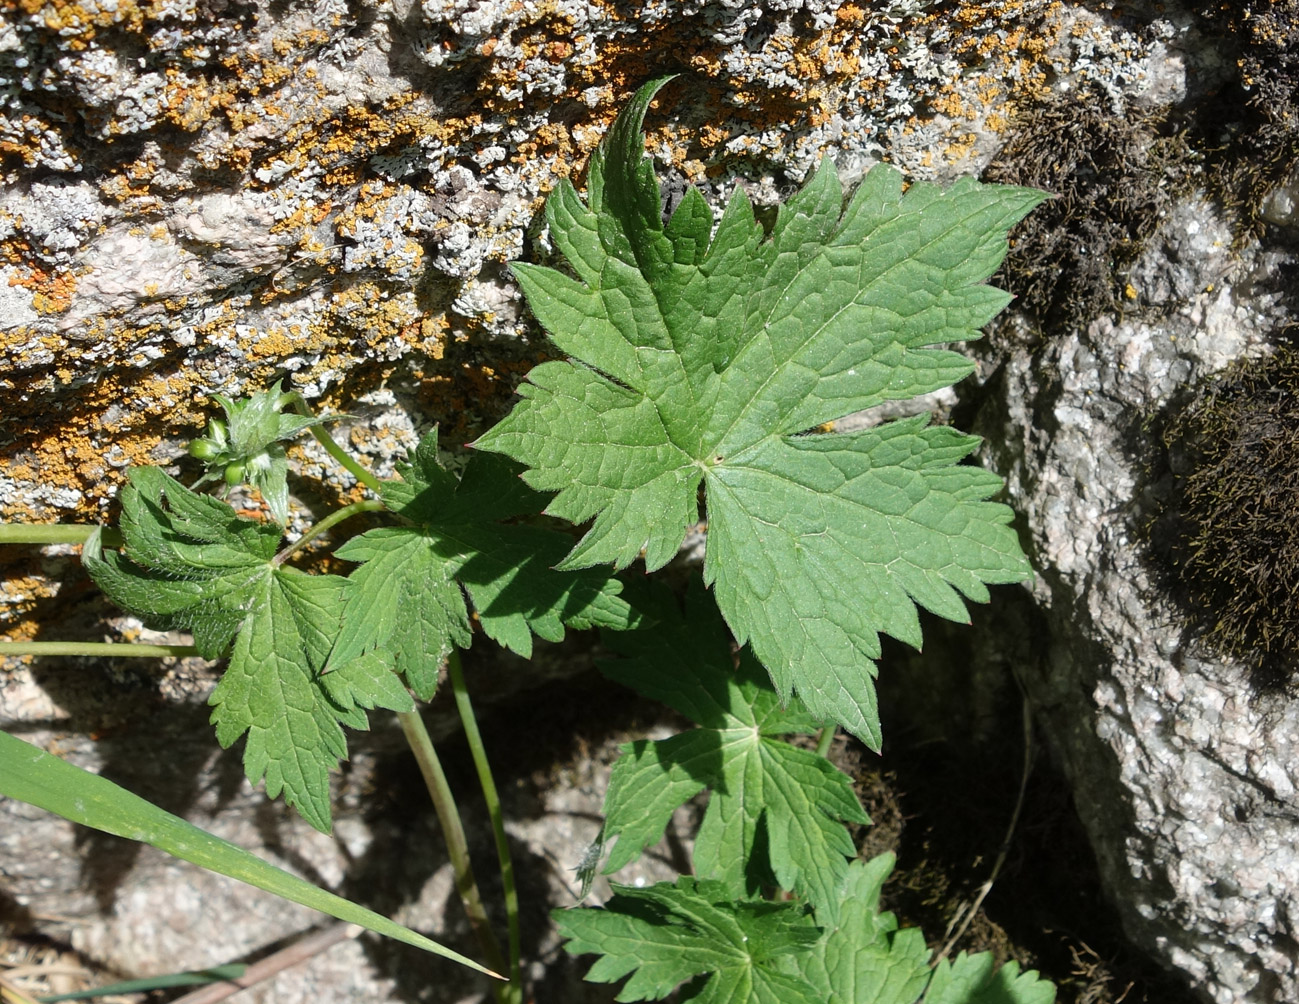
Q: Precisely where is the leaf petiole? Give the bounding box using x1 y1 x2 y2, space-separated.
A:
273 500 386 566
397 704 511 985
281 392 383 494
0 524 121 548
0 641 199 659
815 724 836 758
447 650 522 1004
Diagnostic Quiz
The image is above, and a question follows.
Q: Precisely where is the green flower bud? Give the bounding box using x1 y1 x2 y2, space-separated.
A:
188 438 222 461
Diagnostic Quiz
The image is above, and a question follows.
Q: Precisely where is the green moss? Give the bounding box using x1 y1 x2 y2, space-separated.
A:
983 95 1198 330
1157 349 1299 683
1193 0 1299 243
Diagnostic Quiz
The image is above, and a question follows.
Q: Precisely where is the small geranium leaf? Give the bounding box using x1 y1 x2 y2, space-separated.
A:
596 579 868 922
923 954 1057 1004
799 854 931 1004
331 430 636 699
555 877 823 1003
799 854 1057 1004
83 467 404 833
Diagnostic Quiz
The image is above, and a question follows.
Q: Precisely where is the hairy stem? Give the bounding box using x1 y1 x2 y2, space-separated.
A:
282 392 383 495
0 524 121 549
814 724 836 758
447 651 522 1004
397 706 509 985
0 642 199 659
273 500 385 566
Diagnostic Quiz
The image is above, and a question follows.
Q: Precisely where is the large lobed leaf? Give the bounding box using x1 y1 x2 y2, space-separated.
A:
557 854 1055 1004
84 468 412 832
476 77 1046 748
595 579 867 922
331 429 635 698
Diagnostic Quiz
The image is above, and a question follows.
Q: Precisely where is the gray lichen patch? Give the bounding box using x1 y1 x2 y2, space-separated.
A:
1 0 1176 532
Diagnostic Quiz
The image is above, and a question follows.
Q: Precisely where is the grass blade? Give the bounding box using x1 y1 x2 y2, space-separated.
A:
34 964 247 1001
0 730 502 980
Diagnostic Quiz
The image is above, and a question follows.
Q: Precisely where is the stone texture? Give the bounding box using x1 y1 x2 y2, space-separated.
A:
5 1 1299 1002
1 0 1149 525
982 201 1299 1002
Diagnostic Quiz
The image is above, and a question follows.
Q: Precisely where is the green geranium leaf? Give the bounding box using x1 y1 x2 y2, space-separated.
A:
557 855 1055 1004
84 467 409 832
799 854 1055 1004
800 854 932 1004
331 430 635 699
923 954 1057 1004
555 878 823 1003
475 76 1045 749
595 579 867 921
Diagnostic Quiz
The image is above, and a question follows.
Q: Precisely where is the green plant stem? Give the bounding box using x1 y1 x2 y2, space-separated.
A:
273 500 385 565
0 642 199 659
0 524 121 549
447 651 522 1004
282 392 383 495
815 724 836 758
396 707 509 986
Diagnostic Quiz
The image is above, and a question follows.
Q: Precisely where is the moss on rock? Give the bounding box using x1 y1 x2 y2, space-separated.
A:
1157 348 1299 684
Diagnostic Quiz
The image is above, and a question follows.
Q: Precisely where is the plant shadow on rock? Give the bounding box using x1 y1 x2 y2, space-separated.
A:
337 648 682 1004
343 602 1201 1004
870 590 1199 1004
1 576 243 916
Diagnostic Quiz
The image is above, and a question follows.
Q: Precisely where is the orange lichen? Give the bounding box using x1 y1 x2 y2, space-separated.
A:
6 257 78 315
18 0 150 50
4 0 1095 636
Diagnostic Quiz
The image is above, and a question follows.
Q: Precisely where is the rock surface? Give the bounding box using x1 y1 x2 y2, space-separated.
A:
4 1 1299 1002
984 212 1299 1003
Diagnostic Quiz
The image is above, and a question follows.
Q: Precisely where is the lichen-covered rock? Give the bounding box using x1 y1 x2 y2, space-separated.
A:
968 4 1299 997
1 0 1155 523
6 1 1298 1002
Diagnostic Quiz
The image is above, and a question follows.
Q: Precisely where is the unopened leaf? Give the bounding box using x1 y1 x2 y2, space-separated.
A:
189 387 339 524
